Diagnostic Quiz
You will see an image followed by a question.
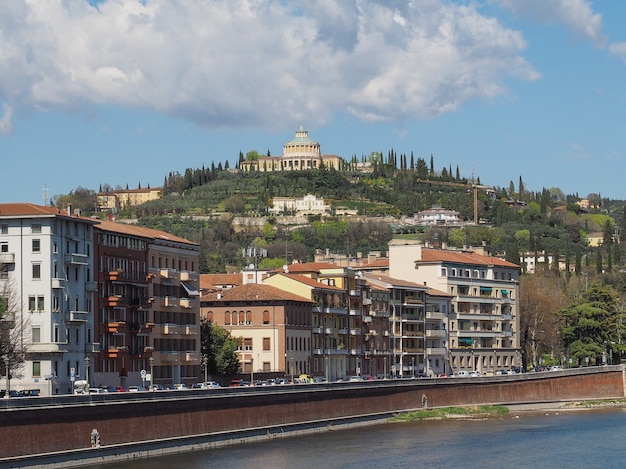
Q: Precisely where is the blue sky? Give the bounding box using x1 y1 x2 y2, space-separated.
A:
2 0 626 203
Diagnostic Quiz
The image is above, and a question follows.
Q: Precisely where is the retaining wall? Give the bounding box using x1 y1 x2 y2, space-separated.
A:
1 366 624 467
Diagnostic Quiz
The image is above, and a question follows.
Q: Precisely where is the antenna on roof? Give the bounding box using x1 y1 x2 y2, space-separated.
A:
42 184 49 206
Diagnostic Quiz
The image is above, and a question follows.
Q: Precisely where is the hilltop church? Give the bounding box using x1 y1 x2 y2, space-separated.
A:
238 126 343 172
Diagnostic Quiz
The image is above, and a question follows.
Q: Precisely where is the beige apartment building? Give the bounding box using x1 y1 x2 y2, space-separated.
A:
389 240 521 374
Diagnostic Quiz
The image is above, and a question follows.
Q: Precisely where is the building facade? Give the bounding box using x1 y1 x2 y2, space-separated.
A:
0 203 97 396
389 240 521 375
200 283 313 380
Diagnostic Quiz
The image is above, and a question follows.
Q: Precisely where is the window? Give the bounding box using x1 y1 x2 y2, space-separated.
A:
0 242 7 253
37 296 44 311
243 338 252 351
31 223 42 234
32 361 41 377
263 337 270 351
53 295 59 312
32 326 41 343
32 263 41 280
0 224 7 234
0 264 7 279
32 239 40 252
29 296 36 311
263 310 270 324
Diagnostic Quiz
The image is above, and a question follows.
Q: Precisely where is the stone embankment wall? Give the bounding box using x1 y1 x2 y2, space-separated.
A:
1 366 624 466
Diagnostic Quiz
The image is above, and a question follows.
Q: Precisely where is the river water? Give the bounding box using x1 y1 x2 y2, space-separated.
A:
92 408 626 469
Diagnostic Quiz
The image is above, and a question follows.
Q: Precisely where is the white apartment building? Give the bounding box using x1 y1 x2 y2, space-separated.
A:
269 194 330 215
389 240 521 375
0 203 96 395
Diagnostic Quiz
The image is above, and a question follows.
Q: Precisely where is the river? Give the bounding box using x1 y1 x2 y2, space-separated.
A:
91 408 626 469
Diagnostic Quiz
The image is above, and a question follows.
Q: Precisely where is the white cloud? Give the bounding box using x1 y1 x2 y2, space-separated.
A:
491 0 606 47
608 42 626 64
0 104 14 135
0 0 539 131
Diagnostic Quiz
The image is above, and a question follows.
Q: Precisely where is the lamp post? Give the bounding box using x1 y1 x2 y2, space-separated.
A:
84 356 90 390
201 355 207 385
250 357 254 385
3 355 9 399
290 357 294 383
493 349 497 375
149 356 155 391
325 355 329 382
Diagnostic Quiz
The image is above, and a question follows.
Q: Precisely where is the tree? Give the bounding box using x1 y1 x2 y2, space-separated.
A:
520 275 567 368
0 275 28 381
200 320 240 376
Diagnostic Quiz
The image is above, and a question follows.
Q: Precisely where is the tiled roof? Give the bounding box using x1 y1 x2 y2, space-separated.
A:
200 273 242 289
0 203 72 218
357 258 390 269
271 262 341 274
363 273 450 297
94 219 197 246
420 248 519 268
271 273 345 291
201 283 312 303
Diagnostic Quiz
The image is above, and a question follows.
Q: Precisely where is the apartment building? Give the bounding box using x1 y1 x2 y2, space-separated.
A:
200 283 313 379
96 187 162 212
389 240 521 374
0 203 96 396
94 220 202 388
363 274 450 377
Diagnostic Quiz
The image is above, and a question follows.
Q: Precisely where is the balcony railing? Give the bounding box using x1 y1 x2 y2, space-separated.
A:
64 253 89 265
160 268 178 280
66 310 89 322
0 252 15 264
51 278 65 289
426 329 446 338
426 311 446 320
426 347 447 356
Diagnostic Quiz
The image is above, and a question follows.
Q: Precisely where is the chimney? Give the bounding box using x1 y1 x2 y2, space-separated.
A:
67 203 72 216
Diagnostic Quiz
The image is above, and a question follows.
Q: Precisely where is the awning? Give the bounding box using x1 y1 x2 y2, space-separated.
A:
480 286 492 292
501 289 508 295
181 281 200 297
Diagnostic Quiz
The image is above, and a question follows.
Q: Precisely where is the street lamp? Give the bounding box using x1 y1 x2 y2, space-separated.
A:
3 355 9 399
149 356 155 391
201 355 207 385
493 349 497 374
325 355 329 382
250 357 254 385
84 356 90 390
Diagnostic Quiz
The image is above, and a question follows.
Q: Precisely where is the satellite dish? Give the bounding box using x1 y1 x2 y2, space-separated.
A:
283 265 289 273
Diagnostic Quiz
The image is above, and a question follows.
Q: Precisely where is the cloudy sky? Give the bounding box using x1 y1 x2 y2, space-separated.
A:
1 0 626 203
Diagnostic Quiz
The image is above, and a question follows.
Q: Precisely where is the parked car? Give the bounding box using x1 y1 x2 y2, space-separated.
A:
204 381 222 389
173 383 189 390
151 384 166 391
89 388 106 394
229 379 246 387
127 385 146 392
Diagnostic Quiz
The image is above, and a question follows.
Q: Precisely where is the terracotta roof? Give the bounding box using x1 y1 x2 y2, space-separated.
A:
201 283 312 303
270 262 342 274
270 273 345 291
420 248 519 268
357 258 389 269
94 219 197 246
0 203 73 218
363 273 450 297
200 273 242 289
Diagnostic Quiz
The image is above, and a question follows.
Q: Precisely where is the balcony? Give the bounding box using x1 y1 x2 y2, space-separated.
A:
108 270 122 281
179 271 198 282
160 351 179 363
51 278 66 289
85 281 98 292
66 310 89 322
426 311 446 320
163 323 178 335
160 268 178 280
426 347 447 356
28 343 68 353
0 252 15 264
312 327 323 334
338 328 348 335
349 328 361 336
426 329 446 338
64 253 89 265
180 298 192 309
163 297 178 308
184 351 200 362
107 321 126 333
105 347 120 358
91 342 101 353
107 295 123 307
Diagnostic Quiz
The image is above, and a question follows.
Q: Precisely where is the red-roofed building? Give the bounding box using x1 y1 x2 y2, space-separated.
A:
389 240 521 375
93 219 201 388
200 283 313 380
